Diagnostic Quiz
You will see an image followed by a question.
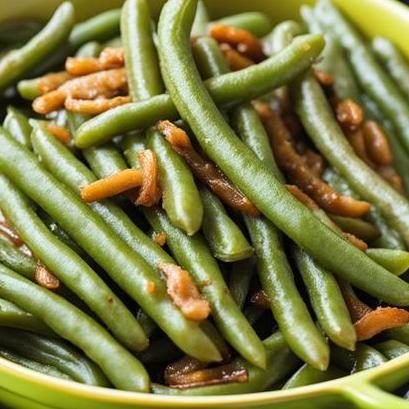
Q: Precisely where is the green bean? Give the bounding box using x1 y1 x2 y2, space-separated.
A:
294 70 409 248
146 128 203 236
74 34 325 148
104 36 122 48
136 309 157 339
67 113 90 134
121 0 163 100
293 246 356 350
152 331 299 396
17 124 221 362
330 345 355 372
262 20 303 57
0 327 109 386
191 0 209 37
386 325 409 346
0 174 148 353
144 207 266 368
75 41 102 58
16 77 42 100
3 106 32 148
0 263 149 391
228 258 255 310
192 37 229 80
282 364 346 389
315 0 409 156
121 133 146 168
0 236 36 280
69 9 121 49
213 12 272 37
0 2 74 92
200 187 253 262
0 298 51 336
375 340 409 360
365 249 409 276
157 0 409 306
300 5 360 101
0 347 72 381
352 344 388 373
323 167 405 250
372 36 409 100
328 215 380 242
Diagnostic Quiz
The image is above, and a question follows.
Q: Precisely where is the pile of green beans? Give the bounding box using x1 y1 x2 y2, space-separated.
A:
0 0 409 397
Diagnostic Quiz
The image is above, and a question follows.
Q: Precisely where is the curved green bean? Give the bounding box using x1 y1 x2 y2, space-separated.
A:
121 0 163 100
366 249 409 276
200 187 253 262
75 41 102 58
146 128 203 236
144 207 266 369
375 340 409 360
16 124 221 362
352 344 388 373
3 106 32 148
228 258 255 310
328 215 380 242
213 12 272 37
0 2 74 92
0 174 148 353
0 263 149 391
157 0 409 306
74 33 325 148
0 327 109 386
293 247 356 350
152 331 299 396
191 0 209 37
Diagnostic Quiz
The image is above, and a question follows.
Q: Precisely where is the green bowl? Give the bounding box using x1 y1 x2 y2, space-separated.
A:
1 0 409 408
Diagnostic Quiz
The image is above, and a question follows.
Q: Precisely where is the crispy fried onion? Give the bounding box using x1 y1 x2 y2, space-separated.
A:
339 280 409 340
255 102 370 218
65 47 125 76
313 69 334 87
38 71 72 94
334 98 364 132
152 231 167 247
80 169 143 202
362 121 393 167
135 150 162 207
219 43 254 71
157 120 259 216
250 290 270 310
158 262 210 321
64 95 131 115
35 264 60 290
165 356 248 389
0 219 24 246
208 23 265 61
33 68 128 114
45 122 72 145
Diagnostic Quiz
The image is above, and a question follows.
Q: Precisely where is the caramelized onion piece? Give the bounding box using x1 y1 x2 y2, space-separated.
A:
45 122 72 145
208 23 265 61
158 262 210 321
313 69 334 87
164 355 208 385
152 231 167 246
35 264 60 290
158 120 259 216
345 128 376 168
80 169 143 202
135 149 161 207
250 290 270 310
64 95 131 114
38 71 72 94
362 121 393 167
377 166 403 191
255 102 370 218
335 98 364 132
219 43 254 71
0 220 24 246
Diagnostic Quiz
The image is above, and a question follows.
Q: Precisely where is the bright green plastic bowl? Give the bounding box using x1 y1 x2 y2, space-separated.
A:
1 0 409 408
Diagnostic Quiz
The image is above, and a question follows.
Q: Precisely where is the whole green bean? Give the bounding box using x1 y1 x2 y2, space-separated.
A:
0 347 72 381
18 125 221 362
262 20 303 57
372 37 409 100
121 133 146 168
213 12 272 37
375 340 409 360
315 0 409 155
75 41 102 58
121 0 163 100
146 128 203 236
192 36 229 80
294 70 409 248
0 2 74 92
191 0 209 37
0 174 148 353
366 249 409 276
0 327 109 386
293 246 356 350
74 33 325 148
352 344 388 373
328 215 380 242
0 298 51 336
17 77 43 100
157 0 409 303
200 187 253 262
3 106 32 148
144 207 266 369
152 331 299 396
386 325 409 346
0 263 149 391
228 258 255 310
323 167 405 250
282 364 346 390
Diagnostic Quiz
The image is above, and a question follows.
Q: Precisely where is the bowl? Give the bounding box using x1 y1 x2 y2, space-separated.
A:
0 0 409 408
